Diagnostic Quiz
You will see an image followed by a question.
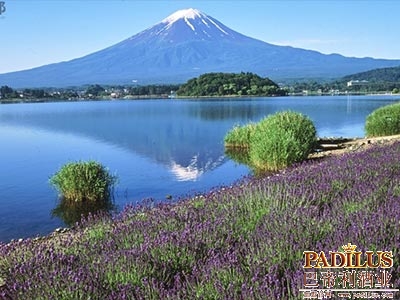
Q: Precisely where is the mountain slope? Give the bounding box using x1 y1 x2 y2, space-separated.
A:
1 8 400 88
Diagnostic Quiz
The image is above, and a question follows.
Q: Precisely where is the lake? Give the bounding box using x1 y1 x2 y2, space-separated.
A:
0 95 398 242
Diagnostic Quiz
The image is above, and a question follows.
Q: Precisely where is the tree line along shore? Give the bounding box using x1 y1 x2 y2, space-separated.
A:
2 70 400 103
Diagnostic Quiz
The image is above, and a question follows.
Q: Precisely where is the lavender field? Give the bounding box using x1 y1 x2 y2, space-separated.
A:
1 142 400 299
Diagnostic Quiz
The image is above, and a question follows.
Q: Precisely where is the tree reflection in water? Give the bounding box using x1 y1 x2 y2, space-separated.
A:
51 197 116 227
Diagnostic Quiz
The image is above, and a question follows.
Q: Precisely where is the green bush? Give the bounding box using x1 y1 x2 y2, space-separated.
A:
365 102 400 137
50 161 117 202
249 111 317 172
224 123 256 148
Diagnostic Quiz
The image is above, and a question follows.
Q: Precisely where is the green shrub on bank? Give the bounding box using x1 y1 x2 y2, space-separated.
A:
224 123 256 148
225 111 317 172
50 161 117 202
365 102 400 137
249 111 317 171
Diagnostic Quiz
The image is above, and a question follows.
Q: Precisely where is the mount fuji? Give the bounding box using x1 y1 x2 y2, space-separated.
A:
1 8 400 88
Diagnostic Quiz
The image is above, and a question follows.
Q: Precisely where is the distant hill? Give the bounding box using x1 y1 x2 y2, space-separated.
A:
1 8 400 88
342 66 400 83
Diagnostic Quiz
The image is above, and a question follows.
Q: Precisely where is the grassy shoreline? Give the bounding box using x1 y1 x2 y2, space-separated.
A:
1 139 400 299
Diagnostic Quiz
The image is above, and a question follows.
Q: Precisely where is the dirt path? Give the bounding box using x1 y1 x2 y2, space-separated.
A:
309 134 400 159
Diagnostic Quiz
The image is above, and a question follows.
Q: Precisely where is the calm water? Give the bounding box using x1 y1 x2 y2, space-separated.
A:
0 95 398 242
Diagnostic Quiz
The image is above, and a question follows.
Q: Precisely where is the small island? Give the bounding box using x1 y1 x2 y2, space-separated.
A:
176 72 287 97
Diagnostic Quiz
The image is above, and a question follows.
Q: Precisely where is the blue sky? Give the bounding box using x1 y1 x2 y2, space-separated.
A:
0 0 399 74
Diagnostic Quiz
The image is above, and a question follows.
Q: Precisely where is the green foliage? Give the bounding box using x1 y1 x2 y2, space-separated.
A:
225 111 316 172
0 85 19 99
334 66 400 93
285 66 400 94
51 197 115 226
23 88 48 98
50 161 117 202
85 84 105 97
249 111 317 171
127 84 180 96
225 147 251 166
365 102 400 137
0 85 14 97
342 66 400 84
224 123 256 148
177 72 286 97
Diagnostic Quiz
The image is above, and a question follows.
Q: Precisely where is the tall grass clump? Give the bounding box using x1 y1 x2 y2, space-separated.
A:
365 102 400 137
224 123 256 148
249 111 317 171
50 161 117 202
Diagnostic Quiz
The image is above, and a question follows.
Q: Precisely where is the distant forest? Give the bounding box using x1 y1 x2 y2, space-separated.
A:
342 66 400 82
290 66 400 94
177 72 287 97
340 66 400 92
0 84 180 102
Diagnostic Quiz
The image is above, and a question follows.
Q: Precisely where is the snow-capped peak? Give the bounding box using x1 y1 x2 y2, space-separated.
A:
162 8 203 24
159 8 229 35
